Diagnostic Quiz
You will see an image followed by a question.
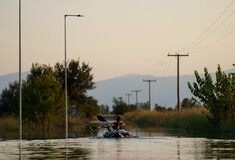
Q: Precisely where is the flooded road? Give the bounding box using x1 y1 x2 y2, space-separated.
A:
1 129 235 160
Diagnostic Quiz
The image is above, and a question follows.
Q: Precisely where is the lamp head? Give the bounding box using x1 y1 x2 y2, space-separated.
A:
65 14 84 17
77 14 84 17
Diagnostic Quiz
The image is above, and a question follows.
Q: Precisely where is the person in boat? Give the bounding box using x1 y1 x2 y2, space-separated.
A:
106 116 131 137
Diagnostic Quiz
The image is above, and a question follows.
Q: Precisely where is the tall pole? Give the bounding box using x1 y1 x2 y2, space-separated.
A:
64 15 67 140
19 0 22 141
125 93 133 105
132 90 141 110
168 53 189 112
64 14 83 139
143 79 156 110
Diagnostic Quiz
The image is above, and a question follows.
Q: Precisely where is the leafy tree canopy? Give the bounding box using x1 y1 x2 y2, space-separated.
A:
0 58 99 124
23 63 64 128
112 97 129 115
0 81 18 116
54 59 96 113
188 65 235 126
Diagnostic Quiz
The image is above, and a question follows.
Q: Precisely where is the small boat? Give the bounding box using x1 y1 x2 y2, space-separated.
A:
96 115 133 138
103 131 132 138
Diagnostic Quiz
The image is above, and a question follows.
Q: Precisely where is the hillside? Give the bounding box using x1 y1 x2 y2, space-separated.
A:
0 72 28 92
87 73 195 109
1 67 234 109
88 68 234 108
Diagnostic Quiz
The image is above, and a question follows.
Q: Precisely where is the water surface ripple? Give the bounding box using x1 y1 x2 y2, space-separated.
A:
1 136 235 160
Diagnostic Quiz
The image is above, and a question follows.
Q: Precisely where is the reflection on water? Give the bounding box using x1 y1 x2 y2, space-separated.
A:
1 130 235 160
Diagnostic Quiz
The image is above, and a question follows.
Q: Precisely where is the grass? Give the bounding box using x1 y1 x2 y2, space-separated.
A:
1 109 234 139
0 116 18 139
0 115 93 140
124 108 212 134
124 108 235 138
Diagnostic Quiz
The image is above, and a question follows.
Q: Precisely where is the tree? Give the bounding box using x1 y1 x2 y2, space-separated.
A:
138 102 149 110
54 59 96 113
154 103 167 111
100 105 110 114
0 58 98 123
23 63 64 131
74 94 100 118
129 104 137 112
181 98 201 110
112 97 129 115
188 65 235 126
0 81 19 116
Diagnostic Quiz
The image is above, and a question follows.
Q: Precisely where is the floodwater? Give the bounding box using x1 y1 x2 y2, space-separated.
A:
1 129 235 160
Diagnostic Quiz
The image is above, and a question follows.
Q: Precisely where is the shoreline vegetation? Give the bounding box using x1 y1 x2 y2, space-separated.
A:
0 116 91 140
1 108 235 140
1 63 234 140
124 108 235 138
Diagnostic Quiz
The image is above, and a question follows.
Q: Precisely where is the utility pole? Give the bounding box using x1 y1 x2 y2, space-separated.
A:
132 90 141 110
168 53 189 112
125 93 133 105
143 79 156 110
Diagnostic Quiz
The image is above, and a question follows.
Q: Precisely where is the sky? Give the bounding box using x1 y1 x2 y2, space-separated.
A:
0 0 235 81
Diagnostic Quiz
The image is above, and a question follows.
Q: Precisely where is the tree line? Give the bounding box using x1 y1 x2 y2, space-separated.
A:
1 62 234 131
0 59 99 131
111 97 200 115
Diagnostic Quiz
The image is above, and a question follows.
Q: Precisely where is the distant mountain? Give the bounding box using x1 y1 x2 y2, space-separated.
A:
87 73 196 109
0 72 28 93
88 68 235 109
1 67 234 109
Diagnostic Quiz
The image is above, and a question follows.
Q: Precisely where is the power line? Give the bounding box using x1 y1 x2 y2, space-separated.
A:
191 26 235 53
156 57 174 77
157 1 234 79
179 0 234 53
186 9 235 53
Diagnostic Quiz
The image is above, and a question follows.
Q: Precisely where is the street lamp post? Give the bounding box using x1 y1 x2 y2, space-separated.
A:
64 14 83 139
19 0 22 141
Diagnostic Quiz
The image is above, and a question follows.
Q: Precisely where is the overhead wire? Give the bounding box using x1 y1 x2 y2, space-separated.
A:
176 0 235 78
154 56 169 77
163 1 234 77
191 25 235 53
187 9 235 53
155 56 175 77
178 0 234 53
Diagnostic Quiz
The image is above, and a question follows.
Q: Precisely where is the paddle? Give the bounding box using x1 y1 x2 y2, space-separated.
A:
89 115 111 138
97 115 108 123
89 115 109 132
96 115 112 132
